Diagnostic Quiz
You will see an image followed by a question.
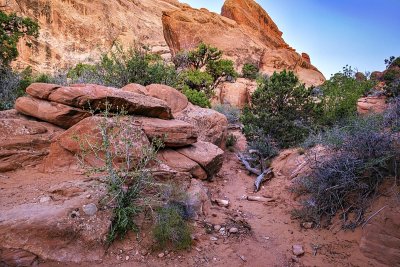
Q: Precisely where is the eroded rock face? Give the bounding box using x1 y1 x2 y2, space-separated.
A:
360 204 400 266
175 103 228 147
26 83 173 119
0 110 63 172
213 78 257 108
5 0 182 72
15 96 91 129
162 1 325 87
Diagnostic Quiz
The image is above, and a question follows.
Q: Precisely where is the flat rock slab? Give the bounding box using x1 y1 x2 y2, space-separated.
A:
135 116 197 147
15 96 91 129
157 149 207 180
146 84 188 114
176 141 224 179
26 83 173 119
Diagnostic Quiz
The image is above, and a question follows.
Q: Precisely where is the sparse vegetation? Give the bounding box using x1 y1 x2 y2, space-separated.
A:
292 112 399 229
225 133 238 149
214 104 241 125
181 86 211 108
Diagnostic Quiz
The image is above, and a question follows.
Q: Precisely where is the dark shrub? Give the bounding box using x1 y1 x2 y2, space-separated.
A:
242 63 259 80
213 104 241 125
181 86 210 108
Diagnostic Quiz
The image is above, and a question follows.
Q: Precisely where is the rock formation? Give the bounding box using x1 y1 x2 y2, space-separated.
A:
162 0 325 86
3 0 183 72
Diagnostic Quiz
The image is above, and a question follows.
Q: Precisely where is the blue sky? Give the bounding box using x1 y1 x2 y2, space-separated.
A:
183 0 400 78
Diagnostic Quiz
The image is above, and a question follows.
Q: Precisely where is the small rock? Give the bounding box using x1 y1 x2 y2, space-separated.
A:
229 227 238 233
291 256 299 262
125 256 130 261
210 236 218 241
70 210 80 218
214 225 221 231
82 203 98 216
301 222 313 229
246 196 274 202
140 249 148 256
292 244 305 256
158 252 165 258
39 196 51 203
195 247 202 252
215 199 230 207
86 194 91 199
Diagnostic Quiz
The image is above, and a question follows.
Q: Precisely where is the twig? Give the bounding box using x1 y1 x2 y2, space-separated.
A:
254 168 273 192
362 205 388 228
237 153 261 176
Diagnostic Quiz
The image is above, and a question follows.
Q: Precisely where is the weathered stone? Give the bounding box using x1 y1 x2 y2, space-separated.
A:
187 179 211 219
26 83 173 119
176 141 224 179
157 149 207 180
121 83 149 95
292 244 304 256
15 96 91 128
175 103 228 147
135 117 197 147
213 78 256 108
82 203 98 216
146 84 189 114
357 96 387 115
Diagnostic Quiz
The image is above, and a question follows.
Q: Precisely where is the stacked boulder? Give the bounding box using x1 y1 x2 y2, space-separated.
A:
13 83 228 180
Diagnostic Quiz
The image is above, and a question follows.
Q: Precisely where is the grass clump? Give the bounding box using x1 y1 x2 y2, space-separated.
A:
153 204 192 251
214 104 241 125
225 133 238 149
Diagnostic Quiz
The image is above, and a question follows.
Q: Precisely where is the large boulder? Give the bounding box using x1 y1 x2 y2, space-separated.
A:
157 149 207 180
213 78 257 108
26 83 173 119
175 103 228 147
121 83 150 96
360 204 400 266
146 84 189 114
15 96 91 129
162 1 325 87
186 179 211 219
357 96 387 115
135 117 197 147
52 116 150 168
176 141 224 179
0 110 63 172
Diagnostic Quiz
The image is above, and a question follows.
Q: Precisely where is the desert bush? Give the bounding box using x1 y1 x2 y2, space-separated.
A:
179 70 213 95
153 204 192 250
292 114 398 229
242 70 315 148
185 42 222 70
242 63 259 80
246 131 278 159
70 45 178 88
206 59 237 87
225 133 238 148
213 104 241 125
384 97 400 131
315 65 376 126
181 86 210 108
0 65 22 110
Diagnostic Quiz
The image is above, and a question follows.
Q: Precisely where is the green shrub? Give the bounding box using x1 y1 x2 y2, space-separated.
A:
213 104 241 125
241 70 315 148
242 63 259 79
315 65 375 126
153 205 192 250
70 45 178 88
186 42 222 70
292 114 398 228
179 70 213 94
181 86 211 108
206 59 237 86
225 133 238 148
0 11 39 66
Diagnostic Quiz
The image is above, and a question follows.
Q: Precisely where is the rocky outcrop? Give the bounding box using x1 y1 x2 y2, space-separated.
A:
145 84 189 114
360 204 400 266
25 83 173 119
134 117 197 147
0 110 63 172
162 0 325 87
4 0 183 72
176 141 224 179
15 96 90 129
357 96 387 115
213 78 257 108
175 103 228 147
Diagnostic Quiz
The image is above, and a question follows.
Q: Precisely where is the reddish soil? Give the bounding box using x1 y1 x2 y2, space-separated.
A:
1 130 387 267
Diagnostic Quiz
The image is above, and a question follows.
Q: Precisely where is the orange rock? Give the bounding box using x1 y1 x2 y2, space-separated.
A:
301 53 311 64
134 116 197 147
357 96 387 115
162 2 325 87
121 83 149 96
214 78 257 108
15 96 91 128
175 103 228 147
26 83 173 119
157 149 207 180
146 84 189 114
